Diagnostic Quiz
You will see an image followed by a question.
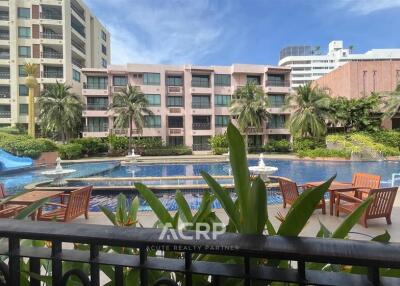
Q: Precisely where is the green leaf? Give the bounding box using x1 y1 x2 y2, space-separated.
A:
116 193 127 224
99 206 116 225
15 198 49 220
135 183 173 226
128 196 140 227
175 191 193 223
265 219 276 236
250 176 267 234
371 231 390 243
201 171 240 231
316 221 332 238
193 191 214 224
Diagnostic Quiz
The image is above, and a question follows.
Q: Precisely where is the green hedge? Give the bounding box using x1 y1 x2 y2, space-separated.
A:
58 143 83 160
108 136 129 156
71 138 108 156
292 137 326 152
142 146 192 156
209 134 228 155
297 148 351 159
264 140 292 153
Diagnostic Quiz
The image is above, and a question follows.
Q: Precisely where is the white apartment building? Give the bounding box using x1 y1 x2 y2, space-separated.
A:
279 40 400 88
0 0 110 127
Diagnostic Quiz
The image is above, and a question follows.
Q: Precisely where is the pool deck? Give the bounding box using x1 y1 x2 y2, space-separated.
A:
75 191 400 243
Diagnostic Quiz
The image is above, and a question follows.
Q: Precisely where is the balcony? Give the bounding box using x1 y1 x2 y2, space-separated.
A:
266 79 290 87
0 111 10 118
167 85 183 94
192 122 211 130
83 125 109 133
0 90 10 98
40 12 62 20
0 71 9 79
168 128 184 136
41 51 63 59
247 127 264 134
192 102 211 109
83 83 108 90
42 70 63 78
0 14 9 21
0 52 9 59
40 32 63 39
192 143 211 151
71 1 85 20
72 40 86 54
85 104 108 111
72 58 85 68
0 33 9 40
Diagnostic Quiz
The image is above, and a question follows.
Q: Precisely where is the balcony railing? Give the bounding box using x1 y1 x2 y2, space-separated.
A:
0 220 400 285
191 81 210 88
0 33 9 40
0 91 10 98
247 127 264 134
41 51 63 59
83 125 109 132
110 128 140 135
192 143 211 151
40 32 63 39
0 14 9 21
42 71 63 78
0 71 10 79
72 40 86 54
0 53 9 59
192 102 211 109
40 11 62 20
83 83 108 90
72 58 85 68
0 111 10 118
85 104 108 111
266 79 290 87
71 2 85 20
192 122 211 130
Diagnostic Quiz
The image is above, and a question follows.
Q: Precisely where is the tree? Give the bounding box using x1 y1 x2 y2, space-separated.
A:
349 45 354 54
286 83 331 138
111 84 153 153
382 84 400 119
229 82 270 147
38 82 83 143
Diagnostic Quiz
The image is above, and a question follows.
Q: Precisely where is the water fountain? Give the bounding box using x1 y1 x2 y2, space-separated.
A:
122 149 141 164
249 153 278 181
41 157 76 186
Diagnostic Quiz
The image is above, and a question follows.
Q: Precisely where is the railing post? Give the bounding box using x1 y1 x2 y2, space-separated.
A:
368 265 380 286
140 247 148 286
29 257 41 286
8 238 20 286
51 241 62 286
90 244 100 286
244 256 250 286
185 251 192 286
115 266 124 286
298 260 306 286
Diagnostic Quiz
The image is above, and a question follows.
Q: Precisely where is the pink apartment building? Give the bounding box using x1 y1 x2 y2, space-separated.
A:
81 63 291 150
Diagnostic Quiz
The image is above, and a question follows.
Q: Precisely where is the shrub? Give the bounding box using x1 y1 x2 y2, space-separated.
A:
0 126 21 135
108 135 129 155
248 146 265 154
142 146 192 156
71 138 108 156
212 147 229 155
264 140 292 153
58 143 83 160
292 137 325 152
297 148 351 159
133 137 163 149
209 134 228 155
368 130 400 148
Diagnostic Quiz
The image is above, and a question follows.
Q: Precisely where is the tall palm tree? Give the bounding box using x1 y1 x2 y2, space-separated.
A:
286 83 331 138
111 84 153 153
38 82 83 143
229 82 270 147
382 84 400 119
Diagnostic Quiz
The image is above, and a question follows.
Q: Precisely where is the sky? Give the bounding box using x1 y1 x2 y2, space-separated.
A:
85 0 400 66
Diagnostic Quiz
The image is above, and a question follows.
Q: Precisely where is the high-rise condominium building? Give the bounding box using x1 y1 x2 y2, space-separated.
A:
82 64 291 151
279 40 400 88
0 0 110 128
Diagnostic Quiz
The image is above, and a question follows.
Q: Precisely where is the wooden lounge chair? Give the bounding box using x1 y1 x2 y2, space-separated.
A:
335 187 398 228
278 178 326 214
351 173 381 198
37 186 93 222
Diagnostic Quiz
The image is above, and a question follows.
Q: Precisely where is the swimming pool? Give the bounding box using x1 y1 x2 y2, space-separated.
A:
0 159 399 212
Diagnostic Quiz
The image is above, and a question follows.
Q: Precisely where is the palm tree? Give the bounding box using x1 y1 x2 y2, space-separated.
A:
382 84 400 119
229 82 270 147
38 82 83 143
286 83 331 138
111 84 153 153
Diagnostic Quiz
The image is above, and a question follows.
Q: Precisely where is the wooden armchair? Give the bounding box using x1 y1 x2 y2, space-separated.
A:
278 178 326 214
37 186 93 222
0 183 26 218
335 187 398 228
352 173 381 198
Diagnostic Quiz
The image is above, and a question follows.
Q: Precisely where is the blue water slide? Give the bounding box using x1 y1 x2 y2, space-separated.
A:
0 149 33 171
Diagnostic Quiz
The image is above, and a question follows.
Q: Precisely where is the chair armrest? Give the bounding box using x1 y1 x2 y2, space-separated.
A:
44 202 67 208
336 193 363 203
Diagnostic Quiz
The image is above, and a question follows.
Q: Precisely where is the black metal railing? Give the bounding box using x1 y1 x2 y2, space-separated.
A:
40 12 62 20
266 79 290 87
72 58 85 68
0 92 10 98
0 53 9 59
0 220 400 285
85 104 108 111
192 102 211 109
192 122 211 130
41 51 63 59
0 14 9 21
0 111 10 118
83 83 108 90
40 32 63 39
72 40 86 54
0 33 9 40
71 3 85 20
41 71 63 78
0 71 9 79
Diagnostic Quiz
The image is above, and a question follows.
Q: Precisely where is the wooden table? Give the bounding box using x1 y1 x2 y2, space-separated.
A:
303 181 358 216
9 191 64 219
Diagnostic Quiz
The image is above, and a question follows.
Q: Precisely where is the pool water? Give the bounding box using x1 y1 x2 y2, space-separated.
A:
0 159 399 212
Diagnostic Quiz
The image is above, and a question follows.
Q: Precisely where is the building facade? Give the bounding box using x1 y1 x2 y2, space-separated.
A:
0 0 110 127
82 64 291 150
279 40 400 88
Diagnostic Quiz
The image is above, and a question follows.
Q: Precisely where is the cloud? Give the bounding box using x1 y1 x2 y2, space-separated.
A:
333 0 400 15
86 0 234 65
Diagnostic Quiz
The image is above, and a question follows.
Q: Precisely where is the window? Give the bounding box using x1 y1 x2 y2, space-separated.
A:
168 136 183 146
268 95 285 107
267 74 286 86
192 95 210 108
269 115 286 129
18 8 30 19
101 44 107 55
144 115 161 128
102 58 107 68
18 46 31 58
215 115 230 127
19 85 28 96
19 65 27 77
248 135 263 147
72 69 81 82
19 104 28 115
167 96 183 107
143 73 160 85
87 76 108 89
101 31 107 41
113 76 127 86
192 136 211 150
145 94 161 106
214 74 231 86
246 75 261 85
166 75 183 86
87 117 108 132
18 27 31 38
192 75 210 87
87 97 108 110
168 116 183 128
215 95 231 107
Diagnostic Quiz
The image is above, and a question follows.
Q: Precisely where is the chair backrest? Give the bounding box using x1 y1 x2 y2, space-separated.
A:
65 186 92 221
0 183 5 199
278 178 299 204
352 173 381 192
366 187 398 218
